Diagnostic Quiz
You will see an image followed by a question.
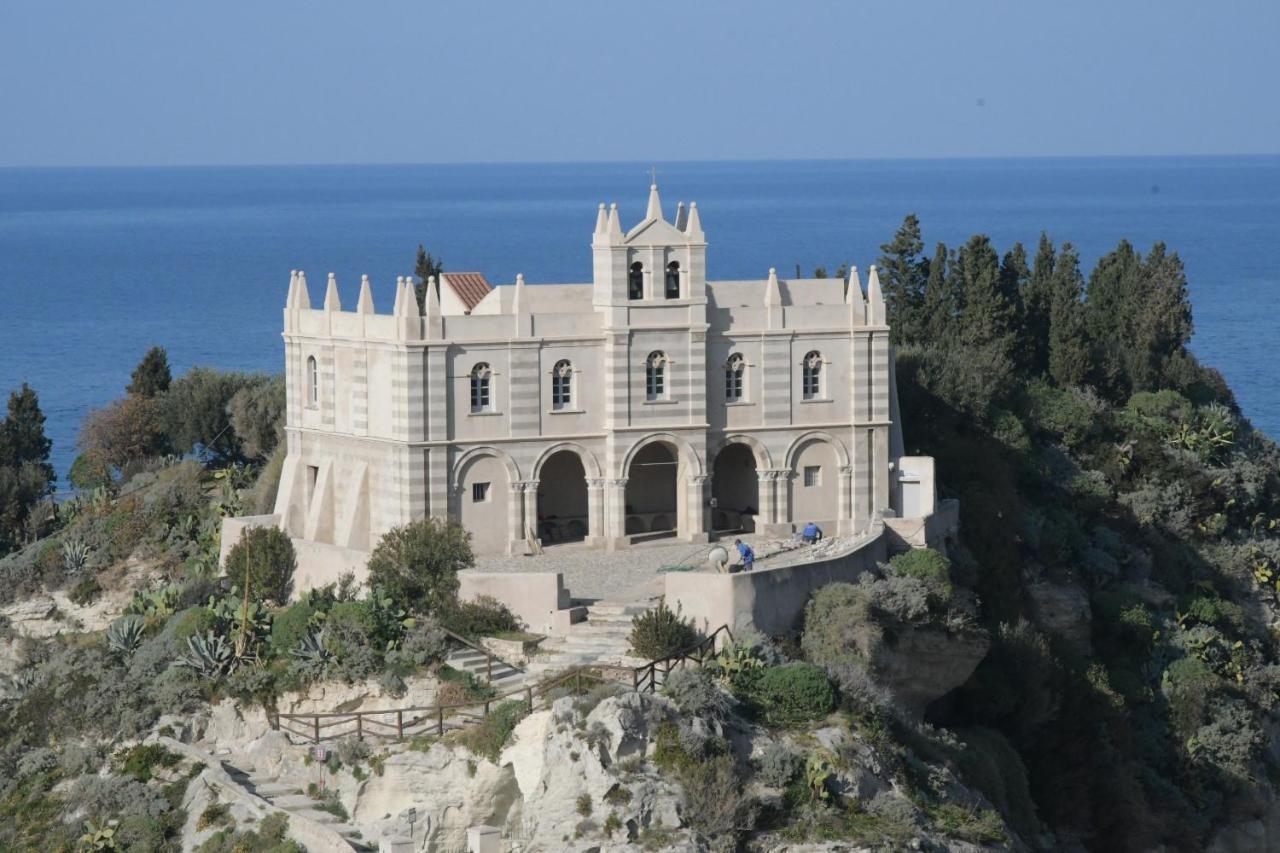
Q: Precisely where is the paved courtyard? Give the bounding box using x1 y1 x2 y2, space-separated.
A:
468 530 870 604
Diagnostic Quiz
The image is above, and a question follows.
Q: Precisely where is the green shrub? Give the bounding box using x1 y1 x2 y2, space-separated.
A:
454 699 530 761
269 599 316 655
662 667 732 721
756 741 800 787
163 606 220 649
114 743 181 782
628 600 701 660
576 793 593 816
224 526 295 606
741 663 834 725
441 595 521 639
886 548 953 604
366 518 471 614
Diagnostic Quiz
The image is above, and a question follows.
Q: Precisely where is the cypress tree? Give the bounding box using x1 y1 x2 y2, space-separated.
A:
1131 242 1193 391
1022 234 1056 375
921 242 955 340
1047 243 1091 387
958 235 1016 357
877 214 929 345
1085 240 1143 396
127 346 172 398
413 244 444 312
999 243 1030 372
1 383 54 481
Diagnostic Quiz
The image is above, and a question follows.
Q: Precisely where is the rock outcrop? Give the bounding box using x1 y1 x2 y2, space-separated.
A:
851 620 990 717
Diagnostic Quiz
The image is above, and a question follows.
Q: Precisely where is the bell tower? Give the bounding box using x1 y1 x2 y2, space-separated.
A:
591 182 707 309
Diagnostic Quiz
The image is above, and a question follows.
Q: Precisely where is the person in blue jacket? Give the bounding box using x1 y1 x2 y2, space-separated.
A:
802 521 823 544
734 538 755 572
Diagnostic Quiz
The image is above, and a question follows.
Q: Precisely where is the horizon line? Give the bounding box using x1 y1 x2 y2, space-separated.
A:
3 151 1280 172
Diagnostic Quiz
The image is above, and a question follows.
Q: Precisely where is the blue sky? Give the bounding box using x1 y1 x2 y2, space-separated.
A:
1 0 1277 167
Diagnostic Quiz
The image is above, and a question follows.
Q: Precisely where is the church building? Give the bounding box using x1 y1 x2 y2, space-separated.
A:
270 183 925 557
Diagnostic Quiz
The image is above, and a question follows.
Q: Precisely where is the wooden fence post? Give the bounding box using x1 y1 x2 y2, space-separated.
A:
356 714 363 741
437 707 444 736
313 716 320 744
397 710 404 741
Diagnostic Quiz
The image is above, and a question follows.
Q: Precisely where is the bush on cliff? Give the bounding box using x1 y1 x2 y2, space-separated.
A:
223 525 296 606
366 517 471 614
629 599 701 660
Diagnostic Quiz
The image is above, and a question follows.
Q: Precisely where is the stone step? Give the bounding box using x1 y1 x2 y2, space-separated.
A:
249 781 302 798
271 793 322 810
585 603 649 618
295 807 344 825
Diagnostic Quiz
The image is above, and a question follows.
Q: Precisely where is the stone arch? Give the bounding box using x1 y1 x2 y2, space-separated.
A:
532 441 602 481
452 445 521 484
783 430 849 471
619 432 704 479
452 446 518 555
784 432 848 531
710 434 773 470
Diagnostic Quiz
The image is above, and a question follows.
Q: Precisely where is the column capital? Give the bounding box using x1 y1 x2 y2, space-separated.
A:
586 478 607 489
608 477 628 488
522 480 540 494
839 465 855 478
688 474 711 486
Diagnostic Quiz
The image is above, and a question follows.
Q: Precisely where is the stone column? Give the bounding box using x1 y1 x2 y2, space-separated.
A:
586 478 606 547
686 475 710 541
522 480 539 543
757 469 777 528
507 482 526 555
768 468 788 527
838 465 855 535
606 478 628 550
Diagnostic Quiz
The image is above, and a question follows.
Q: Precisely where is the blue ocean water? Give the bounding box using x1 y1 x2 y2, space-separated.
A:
1 157 1277 486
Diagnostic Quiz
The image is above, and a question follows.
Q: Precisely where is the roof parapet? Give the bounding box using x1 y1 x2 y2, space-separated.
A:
295 271 311 310
607 203 623 240
674 201 688 231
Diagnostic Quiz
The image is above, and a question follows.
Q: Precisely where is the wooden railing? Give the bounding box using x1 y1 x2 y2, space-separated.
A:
439 626 524 683
273 624 732 744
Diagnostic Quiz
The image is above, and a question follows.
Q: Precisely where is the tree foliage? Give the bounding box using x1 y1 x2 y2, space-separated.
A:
127 346 172 398
413 244 444 312
0 383 55 554
79 395 167 472
366 517 471 614
223 525 296 606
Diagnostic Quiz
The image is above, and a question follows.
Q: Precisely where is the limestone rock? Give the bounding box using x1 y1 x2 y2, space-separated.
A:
1025 579 1092 655
852 621 990 717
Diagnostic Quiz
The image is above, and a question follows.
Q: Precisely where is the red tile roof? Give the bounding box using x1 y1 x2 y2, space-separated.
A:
441 272 492 312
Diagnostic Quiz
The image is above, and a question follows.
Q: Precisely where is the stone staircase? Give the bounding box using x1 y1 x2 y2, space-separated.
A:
526 601 649 677
221 759 372 851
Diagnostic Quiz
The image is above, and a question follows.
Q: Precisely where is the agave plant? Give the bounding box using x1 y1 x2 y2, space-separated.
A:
62 538 91 574
106 615 146 655
4 668 37 699
175 631 235 677
291 629 334 665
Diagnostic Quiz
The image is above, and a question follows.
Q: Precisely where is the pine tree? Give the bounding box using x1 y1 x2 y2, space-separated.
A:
1130 242 1193 391
878 214 929 345
413 244 444 312
1022 233 1056 375
1047 243 1091 387
127 346 172 398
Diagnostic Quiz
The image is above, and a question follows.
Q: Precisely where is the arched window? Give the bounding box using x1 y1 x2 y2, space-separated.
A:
470 362 492 413
628 261 644 300
665 261 681 299
725 353 745 403
551 359 573 409
306 356 318 407
645 351 667 401
802 351 823 400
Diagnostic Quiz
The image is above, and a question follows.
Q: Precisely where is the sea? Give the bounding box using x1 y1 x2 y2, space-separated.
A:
1 157 1277 487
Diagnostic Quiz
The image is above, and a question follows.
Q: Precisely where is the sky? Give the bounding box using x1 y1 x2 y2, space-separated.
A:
1 0 1277 167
